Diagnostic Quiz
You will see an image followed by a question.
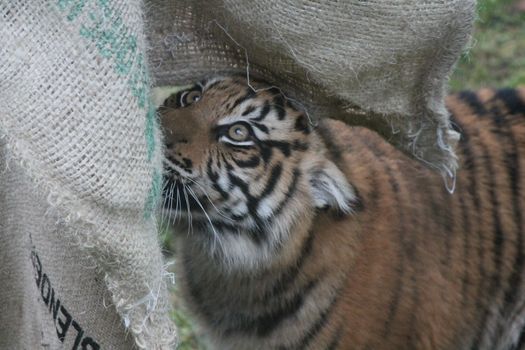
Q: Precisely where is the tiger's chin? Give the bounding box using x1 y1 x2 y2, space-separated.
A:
163 202 309 271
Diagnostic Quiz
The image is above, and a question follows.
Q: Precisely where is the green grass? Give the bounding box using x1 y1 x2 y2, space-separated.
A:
160 220 207 349
449 0 525 91
170 290 207 350
166 1 524 348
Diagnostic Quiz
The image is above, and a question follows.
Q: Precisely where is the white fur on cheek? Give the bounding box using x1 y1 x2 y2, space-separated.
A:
257 201 274 219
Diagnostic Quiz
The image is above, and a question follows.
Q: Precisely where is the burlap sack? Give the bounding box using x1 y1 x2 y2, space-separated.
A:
145 0 475 181
0 1 475 348
0 2 176 349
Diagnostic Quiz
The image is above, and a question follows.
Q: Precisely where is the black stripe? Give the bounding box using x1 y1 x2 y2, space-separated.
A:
207 157 230 200
458 91 487 116
470 138 505 350
452 111 490 350
227 173 251 200
292 140 309 152
359 134 407 339
263 226 314 302
262 140 291 157
260 144 273 163
326 326 343 350
252 121 270 134
230 213 247 221
272 169 301 217
222 154 234 171
280 289 340 350
206 157 218 182
294 114 311 134
273 95 286 120
169 157 188 171
486 93 524 340
252 101 271 121
316 123 344 163
224 279 318 337
368 169 380 208
382 164 405 338
212 220 239 232
451 106 474 309
258 163 283 200
242 105 257 116
495 88 525 116
181 157 192 169
233 155 260 168
453 118 486 304
453 119 481 208
212 183 229 200
231 88 256 111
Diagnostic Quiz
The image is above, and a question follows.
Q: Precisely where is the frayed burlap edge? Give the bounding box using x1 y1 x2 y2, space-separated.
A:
145 0 476 189
0 130 177 350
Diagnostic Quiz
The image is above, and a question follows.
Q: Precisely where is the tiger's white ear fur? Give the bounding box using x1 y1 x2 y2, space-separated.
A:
306 160 356 213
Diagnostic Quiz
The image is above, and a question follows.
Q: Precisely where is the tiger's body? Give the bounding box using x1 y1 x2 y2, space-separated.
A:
160 76 525 350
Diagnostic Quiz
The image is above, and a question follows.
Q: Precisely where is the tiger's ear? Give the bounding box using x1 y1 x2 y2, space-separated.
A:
306 160 356 213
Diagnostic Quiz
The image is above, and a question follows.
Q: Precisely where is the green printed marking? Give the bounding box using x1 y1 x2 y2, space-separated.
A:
128 55 148 108
144 170 162 219
56 0 162 217
143 105 161 217
59 0 151 112
67 0 86 21
57 0 69 10
57 0 87 21
115 35 137 75
145 104 157 161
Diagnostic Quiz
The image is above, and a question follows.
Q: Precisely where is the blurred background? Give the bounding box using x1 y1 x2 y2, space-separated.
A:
165 0 525 348
450 0 525 90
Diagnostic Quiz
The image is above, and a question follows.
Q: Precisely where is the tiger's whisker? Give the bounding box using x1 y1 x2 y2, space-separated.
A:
158 181 169 230
182 185 193 236
185 177 234 222
187 186 224 254
168 182 176 227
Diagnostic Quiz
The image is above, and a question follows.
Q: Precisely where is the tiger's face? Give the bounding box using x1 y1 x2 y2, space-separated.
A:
160 76 355 268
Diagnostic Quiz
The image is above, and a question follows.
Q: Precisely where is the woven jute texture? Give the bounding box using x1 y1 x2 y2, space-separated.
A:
146 0 475 180
0 2 176 349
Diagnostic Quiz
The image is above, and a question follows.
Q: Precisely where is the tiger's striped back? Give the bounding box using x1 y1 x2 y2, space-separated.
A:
311 87 525 349
161 79 525 350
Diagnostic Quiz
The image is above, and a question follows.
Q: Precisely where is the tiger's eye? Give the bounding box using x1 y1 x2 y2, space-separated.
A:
228 124 250 142
183 90 202 105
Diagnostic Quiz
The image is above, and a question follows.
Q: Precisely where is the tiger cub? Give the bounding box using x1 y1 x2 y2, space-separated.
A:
160 76 525 350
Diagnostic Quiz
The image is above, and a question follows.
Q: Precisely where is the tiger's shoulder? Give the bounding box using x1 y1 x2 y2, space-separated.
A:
322 87 525 168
